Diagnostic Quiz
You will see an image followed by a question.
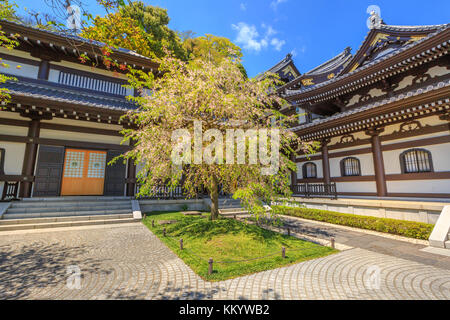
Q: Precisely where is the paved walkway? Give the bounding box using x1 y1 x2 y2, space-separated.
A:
0 223 449 300
279 215 450 270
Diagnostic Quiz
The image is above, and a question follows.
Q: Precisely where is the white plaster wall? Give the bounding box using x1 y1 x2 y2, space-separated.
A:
0 141 26 174
383 142 450 174
39 128 126 145
330 153 374 177
40 117 124 131
387 179 450 194
394 75 414 91
0 59 39 78
335 181 377 193
296 159 323 179
0 124 28 136
367 88 384 98
426 65 449 78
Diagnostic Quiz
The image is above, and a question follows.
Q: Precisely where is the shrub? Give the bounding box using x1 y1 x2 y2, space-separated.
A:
273 205 434 240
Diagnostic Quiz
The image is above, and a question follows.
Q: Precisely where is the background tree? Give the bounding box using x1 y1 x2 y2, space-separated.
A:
0 0 20 103
121 47 314 220
183 34 247 78
81 1 186 60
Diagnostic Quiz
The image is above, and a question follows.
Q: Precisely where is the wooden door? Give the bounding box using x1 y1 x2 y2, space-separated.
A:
104 150 126 196
60 149 107 196
33 145 65 197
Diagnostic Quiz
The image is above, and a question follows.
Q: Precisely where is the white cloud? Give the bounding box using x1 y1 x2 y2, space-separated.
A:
290 48 297 57
232 22 286 53
240 3 246 11
232 22 268 52
271 38 286 51
270 0 288 10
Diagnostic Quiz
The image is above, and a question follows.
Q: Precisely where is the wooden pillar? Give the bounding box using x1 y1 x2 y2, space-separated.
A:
126 159 136 197
19 119 40 198
38 60 50 80
126 139 137 197
366 127 387 197
321 138 331 185
290 153 297 187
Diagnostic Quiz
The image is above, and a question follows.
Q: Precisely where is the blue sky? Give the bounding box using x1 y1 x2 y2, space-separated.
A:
15 0 450 77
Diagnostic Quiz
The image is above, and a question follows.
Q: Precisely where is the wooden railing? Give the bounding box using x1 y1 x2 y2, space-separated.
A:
1 181 19 201
291 183 337 199
134 183 228 200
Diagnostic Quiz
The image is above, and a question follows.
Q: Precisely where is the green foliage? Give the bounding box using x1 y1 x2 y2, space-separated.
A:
143 211 336 281
82 1 186 60
0 0 19 104
273 205 434 240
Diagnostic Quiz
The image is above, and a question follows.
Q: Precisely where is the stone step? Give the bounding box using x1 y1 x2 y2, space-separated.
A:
3 208 131 220
219 209 248 216
445 240 450 249
219 207 246 213
0 213 134 225
0 216 138 232
10 200 131 209
7 204 131 214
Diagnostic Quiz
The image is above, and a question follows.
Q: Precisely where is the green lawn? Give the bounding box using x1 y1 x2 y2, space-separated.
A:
143 212 337 281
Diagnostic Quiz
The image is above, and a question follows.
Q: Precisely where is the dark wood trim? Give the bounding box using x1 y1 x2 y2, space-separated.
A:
19 119 40 197
336 192 378 197
382 135 450 151
35 137 130 152
0 175 34 182
0 134 130 151
387 193 450 199
0 52 41 66
296 178 323 183
0 116 123 136
331 175 375 182
321 140 331 184
386 171 450 181
367 128 387 197
38 60 50 80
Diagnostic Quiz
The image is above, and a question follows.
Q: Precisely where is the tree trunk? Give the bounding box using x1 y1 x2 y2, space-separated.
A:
210 176 219 220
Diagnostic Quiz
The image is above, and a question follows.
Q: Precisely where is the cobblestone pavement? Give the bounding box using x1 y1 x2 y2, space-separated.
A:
0 224 449 300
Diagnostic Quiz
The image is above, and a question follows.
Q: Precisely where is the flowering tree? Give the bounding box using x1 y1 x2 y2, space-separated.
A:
121 48 315 220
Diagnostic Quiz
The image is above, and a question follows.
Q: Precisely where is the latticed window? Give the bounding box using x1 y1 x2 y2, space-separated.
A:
340 157 361 176
302 162 317 179
400 149 433 173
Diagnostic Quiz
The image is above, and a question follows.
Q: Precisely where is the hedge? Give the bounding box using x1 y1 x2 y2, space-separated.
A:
272 205 434 240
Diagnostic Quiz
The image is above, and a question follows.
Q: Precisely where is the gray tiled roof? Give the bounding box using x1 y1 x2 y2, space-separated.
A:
2 76 137 111
291 79 450 132
283 23 450 98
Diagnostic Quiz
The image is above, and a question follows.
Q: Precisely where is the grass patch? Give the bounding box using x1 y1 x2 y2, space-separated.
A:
143 211 337 281
273 205 434 240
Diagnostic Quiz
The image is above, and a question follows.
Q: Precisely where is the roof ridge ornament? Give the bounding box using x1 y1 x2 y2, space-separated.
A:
367 5 382 29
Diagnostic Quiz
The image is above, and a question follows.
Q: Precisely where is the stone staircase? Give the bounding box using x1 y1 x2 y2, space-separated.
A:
446 232 450 249
0 197 140 232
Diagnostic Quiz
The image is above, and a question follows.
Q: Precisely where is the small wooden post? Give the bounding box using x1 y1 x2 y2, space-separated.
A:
208 258 213 275
330 237 335 249
287 227 290 236
152 220 155 227
282 247 286 259
180 238 183 250
234 214 236 220
163 228 166 237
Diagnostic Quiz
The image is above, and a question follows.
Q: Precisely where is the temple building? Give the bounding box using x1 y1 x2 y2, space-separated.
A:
0 19 157 200
272 13 449 199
